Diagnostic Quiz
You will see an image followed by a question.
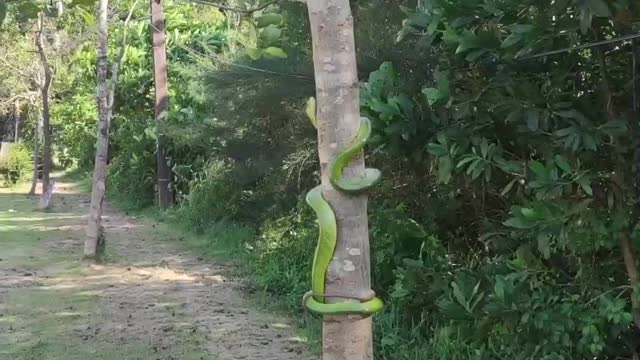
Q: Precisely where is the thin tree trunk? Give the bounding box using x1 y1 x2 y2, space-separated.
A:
28 115 40 195
307 1 374 359
14 100 19 142
150 0 173 207
35 13 53 208
84 0 137 257
85 0 110 258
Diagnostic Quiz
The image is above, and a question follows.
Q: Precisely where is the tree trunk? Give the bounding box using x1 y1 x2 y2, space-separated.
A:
306 1 374 359
35 13 53 209
28 115 40 195
150 0 173 208
85 0 110 258
14 100 19 142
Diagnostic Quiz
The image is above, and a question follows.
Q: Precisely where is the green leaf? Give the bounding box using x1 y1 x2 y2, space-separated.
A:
528 161 546 177
537 234 551 259
456 156 476 168
554 127 574 137
260 24 282 46
423 88 446 106
576 176 593 196
255 13 283 28
465 49 487 62
501 33 521 48
480 138 489 158
438 156 453 184
500 177 518 196
75 6 96 25
520 207 537 219
503 217 532 229
554 155 571 173
525 109 539 131
427 143 448 156
451 282 468 309
261 47 287 58
246 48 262 60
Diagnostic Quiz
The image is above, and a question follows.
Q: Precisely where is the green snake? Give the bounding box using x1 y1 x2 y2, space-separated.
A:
302 97 384 316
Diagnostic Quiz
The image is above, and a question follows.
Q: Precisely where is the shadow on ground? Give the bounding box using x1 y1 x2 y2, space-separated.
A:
0 180 311 360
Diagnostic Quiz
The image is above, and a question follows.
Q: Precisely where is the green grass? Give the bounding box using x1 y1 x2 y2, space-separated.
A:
0 179 217 360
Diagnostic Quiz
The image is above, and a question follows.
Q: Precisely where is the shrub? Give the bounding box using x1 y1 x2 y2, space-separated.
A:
179 161 243 232
108 154 155 209
0 143 33 185
252 201 315 310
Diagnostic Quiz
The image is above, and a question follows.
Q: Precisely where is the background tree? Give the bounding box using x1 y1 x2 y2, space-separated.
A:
150 0 173 207
85 0 138 257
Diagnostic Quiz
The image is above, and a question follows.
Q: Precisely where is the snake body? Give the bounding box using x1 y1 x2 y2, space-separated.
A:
302 97 383 317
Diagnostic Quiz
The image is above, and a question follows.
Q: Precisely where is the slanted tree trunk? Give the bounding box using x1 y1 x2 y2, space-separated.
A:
85 0 137 258
307 1 374 359
150 0 173 207
35 13 53 209
28 115 40 195
85 0 110 258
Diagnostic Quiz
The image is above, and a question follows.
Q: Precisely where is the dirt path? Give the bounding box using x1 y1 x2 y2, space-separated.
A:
0 178 311 360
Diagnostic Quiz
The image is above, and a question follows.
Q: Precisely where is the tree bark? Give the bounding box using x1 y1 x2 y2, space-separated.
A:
84 0 137 257
306 1 374 359
150 0 173 208
13 100 19 142
28 115 40 195
35 13 53 209
85 0 110 258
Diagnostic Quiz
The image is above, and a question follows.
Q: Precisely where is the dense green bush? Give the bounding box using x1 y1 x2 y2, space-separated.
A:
179 161 243 232
0 143 32 185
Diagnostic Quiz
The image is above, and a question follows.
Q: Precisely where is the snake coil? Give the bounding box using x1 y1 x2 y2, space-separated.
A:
302 97 384 317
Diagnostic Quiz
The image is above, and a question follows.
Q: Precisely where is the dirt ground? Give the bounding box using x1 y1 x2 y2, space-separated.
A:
0 178 311 360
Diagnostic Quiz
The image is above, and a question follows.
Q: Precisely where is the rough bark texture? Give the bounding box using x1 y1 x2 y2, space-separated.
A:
85 0 110 258
150 0 173 208
35 13 53 208
307 1 374 359
14 100 19 142
28 116 40 195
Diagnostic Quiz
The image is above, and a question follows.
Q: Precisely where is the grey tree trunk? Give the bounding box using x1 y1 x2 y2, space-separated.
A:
306 1 374 359
150 0 173 208
85 0 110 258
35 13 53 209
84 0 137 257
14 100 19 142
28 115 40 195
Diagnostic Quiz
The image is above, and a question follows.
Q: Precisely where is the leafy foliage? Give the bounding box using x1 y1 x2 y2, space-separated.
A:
0 143 32 184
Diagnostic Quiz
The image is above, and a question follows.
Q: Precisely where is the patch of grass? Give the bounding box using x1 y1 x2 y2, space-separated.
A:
0 183 218 360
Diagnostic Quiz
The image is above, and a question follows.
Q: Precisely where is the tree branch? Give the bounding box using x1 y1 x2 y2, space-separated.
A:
107 0 139 110
182 0 278 14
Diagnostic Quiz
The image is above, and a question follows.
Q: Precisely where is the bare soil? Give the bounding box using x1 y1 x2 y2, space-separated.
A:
0 179 311 360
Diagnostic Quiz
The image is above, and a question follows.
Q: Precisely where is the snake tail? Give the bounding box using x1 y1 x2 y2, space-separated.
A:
303 291 384 316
